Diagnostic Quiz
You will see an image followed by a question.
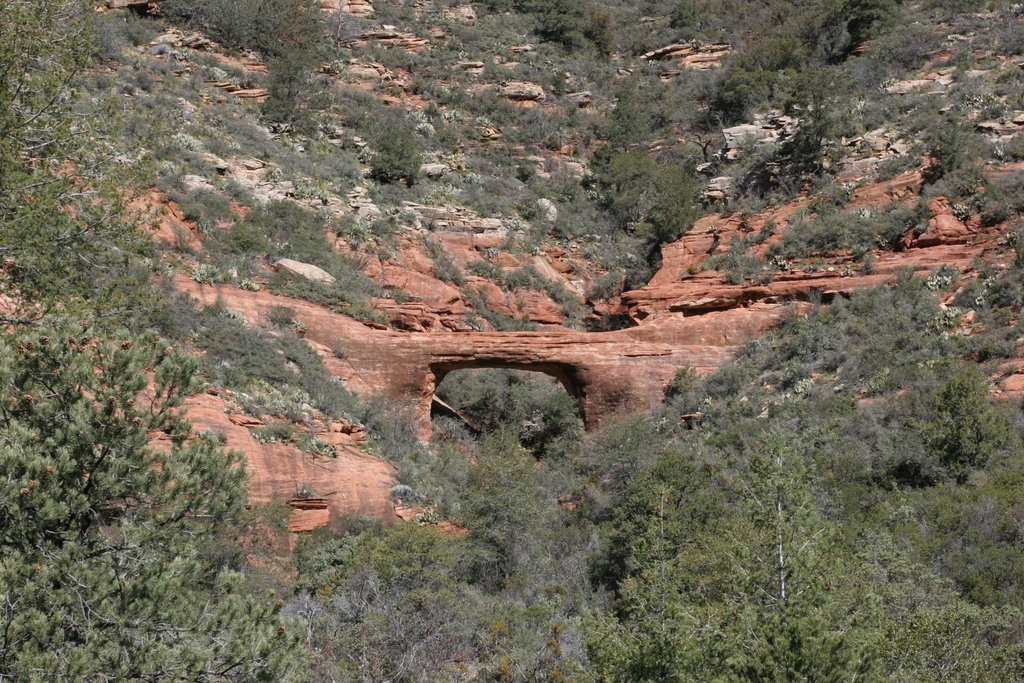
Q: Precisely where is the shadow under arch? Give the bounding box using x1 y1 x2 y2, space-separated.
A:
429 360 588 422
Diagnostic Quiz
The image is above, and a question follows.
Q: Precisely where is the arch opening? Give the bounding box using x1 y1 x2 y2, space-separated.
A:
431 360 585 401
430 366 585 452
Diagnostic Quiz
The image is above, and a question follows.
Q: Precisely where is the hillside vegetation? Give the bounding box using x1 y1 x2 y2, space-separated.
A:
2 0 1024 679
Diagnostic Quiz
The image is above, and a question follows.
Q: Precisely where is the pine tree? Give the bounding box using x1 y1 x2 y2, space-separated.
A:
369 116 423 187
0 319 307 679
925 363 1015 484
718 432 879 681
588 431 880 681
0 0 145 313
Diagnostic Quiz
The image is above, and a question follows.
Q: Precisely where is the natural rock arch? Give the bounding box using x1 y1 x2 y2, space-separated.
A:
174 277 772 438
333 329 722 438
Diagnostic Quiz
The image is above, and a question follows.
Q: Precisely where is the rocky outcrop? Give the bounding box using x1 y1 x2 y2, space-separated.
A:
133 190 201 252
148 28 217 51
173 276 758 439
443 5 476 21
537 197 559 222
340 26 430 50
641 42 731 70
621 169 1008 321
703 176 736 202
566 91 592 107
720 111 798 160
419 162 450 179
976 112 1024 141
836 127 912 181
340 60 400 82
468 81 547 102
174 390 396 531
348 186 383 219
498 81 546 101
322 0 374 16
458 60 485 75
623 242 989 320
400 202 510 235
915 197 974 247
885 77 949 94
287 498 330 533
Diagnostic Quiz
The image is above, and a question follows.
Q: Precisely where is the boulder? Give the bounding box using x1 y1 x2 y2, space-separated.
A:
328 0 373 17
561 161 587 180
341 28 429 51
720 111 798 159
401 202 507 235
722 124 774 150
566 91 592 107
344 61 392 80
499 81 546 101
640 42 731 69
537 198 558 222
885 79 946 94
348 186 383 219
420 162 449 179
458 61 485 75
862 128 889 154
915 197 971 247
976 115 1024 139
181 174 217 193
275 258 336 284
837 156 885 182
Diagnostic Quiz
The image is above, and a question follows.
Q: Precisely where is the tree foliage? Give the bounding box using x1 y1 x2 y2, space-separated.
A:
591 148 701 256
163 0 322 58
369 116 423 187
0 0 144 311
588 431 879 681
0 319 305 679
924 363 1016 483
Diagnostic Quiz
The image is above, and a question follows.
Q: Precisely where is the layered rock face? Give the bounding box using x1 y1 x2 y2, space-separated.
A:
161 389 396 532
625 170 1007 320
175 277 768 439
168 156 1014 527
169 158 1014 448
157 123 1024 522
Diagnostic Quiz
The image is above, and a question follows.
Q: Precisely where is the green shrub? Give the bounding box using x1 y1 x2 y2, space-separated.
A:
923 118 979 184
463 289 537 331
164 0 322 58
590 148 701 258
844 0 901 46
436 368 583 457
269 272 389 327
252 423 295 443
923 363 1016 483
261 49 323 129
369 116 423 186
299 435 336 457
669 1 698 33
0 317 304 678
423 239 465 285
771 203 928 259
